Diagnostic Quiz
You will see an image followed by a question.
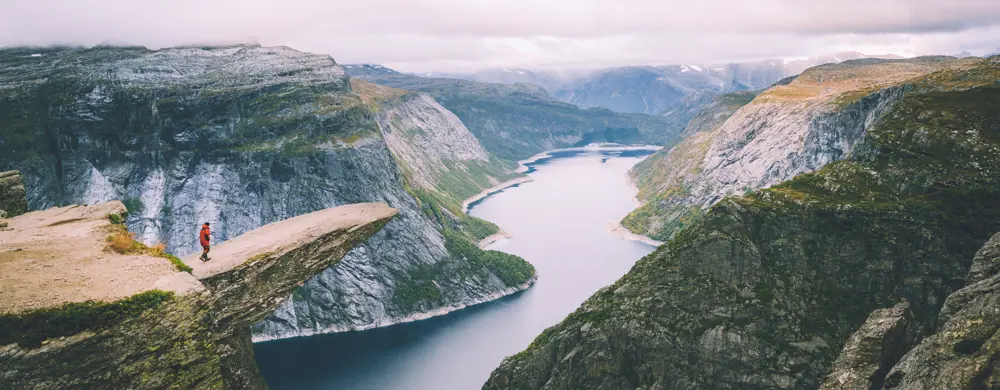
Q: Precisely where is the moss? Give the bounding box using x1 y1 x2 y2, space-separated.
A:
0 290 175 347
122 197 145 215
107 212 127 225
164 253 193 273
243 251 273 266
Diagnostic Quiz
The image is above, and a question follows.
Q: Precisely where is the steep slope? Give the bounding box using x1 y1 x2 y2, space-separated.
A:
347 66 684 160
817 232 1000 389
0 44 535 342
878 232 1000 389
622 91 758 241
0 200 395 389
485 57 1000 389
624 56 978 241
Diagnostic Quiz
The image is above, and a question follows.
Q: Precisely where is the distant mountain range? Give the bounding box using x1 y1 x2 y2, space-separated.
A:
390 52 910 115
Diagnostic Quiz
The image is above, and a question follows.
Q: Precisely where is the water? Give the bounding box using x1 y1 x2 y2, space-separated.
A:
254 149 657 390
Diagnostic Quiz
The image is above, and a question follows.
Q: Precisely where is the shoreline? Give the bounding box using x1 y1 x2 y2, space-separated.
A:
607 221 665 247
462 143 665 214
252 275 538 343
477 229 510 249
254 144 664 343
514 143 664 174
612 171 666 247
461 176 534 214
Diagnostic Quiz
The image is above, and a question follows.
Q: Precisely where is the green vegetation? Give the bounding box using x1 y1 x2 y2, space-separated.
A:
0 290 174 347
108 212 125 225
122 197 145 215
391 229 536 311
487 71 1000 389
442 229 535 287
391 262 446 311
410 186 500 242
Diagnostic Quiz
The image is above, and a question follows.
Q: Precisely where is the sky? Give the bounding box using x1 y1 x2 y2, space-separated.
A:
2 0 1000 72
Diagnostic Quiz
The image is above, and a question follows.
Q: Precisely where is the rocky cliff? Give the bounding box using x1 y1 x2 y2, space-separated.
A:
0 44 535 342
346 66 685 160
624 56 979 241
485 57 1000 389
819 232 1000 389
0 171 27 218
0 200 396 389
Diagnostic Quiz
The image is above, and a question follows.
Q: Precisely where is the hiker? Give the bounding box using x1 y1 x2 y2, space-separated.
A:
199 222 211 261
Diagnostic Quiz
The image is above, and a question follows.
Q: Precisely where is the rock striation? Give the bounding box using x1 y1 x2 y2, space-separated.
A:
0 44 536 342
624 56 981 242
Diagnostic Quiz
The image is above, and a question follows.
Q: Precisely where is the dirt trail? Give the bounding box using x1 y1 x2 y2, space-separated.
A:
0 202 179 314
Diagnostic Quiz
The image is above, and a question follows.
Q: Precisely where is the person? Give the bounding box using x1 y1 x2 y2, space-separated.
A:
199 222 211 261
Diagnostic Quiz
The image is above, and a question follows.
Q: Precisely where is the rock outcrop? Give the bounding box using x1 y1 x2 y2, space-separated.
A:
819 301 915 390
875 232 1000 389
0 171 27 219
0 201 396 389
485 57 1000 390
0 45 536 341
624 56 980 241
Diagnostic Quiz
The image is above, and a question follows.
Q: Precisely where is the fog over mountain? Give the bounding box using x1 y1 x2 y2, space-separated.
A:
2 0 1000 72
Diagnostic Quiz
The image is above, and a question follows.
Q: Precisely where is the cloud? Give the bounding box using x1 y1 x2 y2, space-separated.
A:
2 0 999 71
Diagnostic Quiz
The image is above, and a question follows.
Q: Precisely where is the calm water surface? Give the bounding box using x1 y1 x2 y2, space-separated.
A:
255 149 657 390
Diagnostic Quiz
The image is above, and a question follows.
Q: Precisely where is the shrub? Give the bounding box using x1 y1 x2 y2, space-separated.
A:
122 197 145 215
105 226 192 273
107 229 143 254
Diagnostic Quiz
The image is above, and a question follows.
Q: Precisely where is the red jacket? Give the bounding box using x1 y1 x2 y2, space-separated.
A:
200 225 211 247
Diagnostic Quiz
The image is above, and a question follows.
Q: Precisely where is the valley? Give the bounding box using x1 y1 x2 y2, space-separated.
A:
1 40 999 390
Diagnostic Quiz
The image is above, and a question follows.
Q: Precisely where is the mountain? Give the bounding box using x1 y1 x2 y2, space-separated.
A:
485 56 1000 389
346 66 686 160
0 44 535 341
622 56 973 242
538 53 903 115
416 68 585 94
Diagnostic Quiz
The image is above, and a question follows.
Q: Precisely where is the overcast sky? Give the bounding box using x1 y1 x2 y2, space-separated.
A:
2 0 999 72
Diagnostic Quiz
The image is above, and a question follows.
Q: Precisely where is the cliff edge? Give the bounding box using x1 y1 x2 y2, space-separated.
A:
0 201 396 389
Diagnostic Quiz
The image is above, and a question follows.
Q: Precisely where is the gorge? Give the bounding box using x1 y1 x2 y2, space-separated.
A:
2 42 999 390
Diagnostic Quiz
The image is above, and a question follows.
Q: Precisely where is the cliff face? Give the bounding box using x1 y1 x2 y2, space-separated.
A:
0 201 396 389
0 45 535 342
346 67 685 160
623 57 978 241
485 58 1000 390
0 171 27 218
820 232 1000 389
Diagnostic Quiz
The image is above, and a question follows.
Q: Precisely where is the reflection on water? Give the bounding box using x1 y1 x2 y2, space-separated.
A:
255 150 656 390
